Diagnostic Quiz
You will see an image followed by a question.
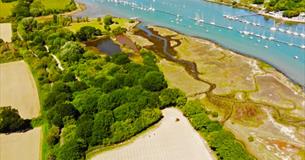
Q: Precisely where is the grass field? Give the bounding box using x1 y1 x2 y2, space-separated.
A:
66 18 135 33
41 0 71 10
0 0 16 17
0 127 41 160
90 108 215 160
0 61 40 119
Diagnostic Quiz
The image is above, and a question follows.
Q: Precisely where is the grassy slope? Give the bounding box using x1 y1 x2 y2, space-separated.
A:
0 0 16 17
41 0 71 10
66 18 132 33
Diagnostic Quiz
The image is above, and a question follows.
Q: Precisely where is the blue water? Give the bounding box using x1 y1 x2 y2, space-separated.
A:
75 0 305 85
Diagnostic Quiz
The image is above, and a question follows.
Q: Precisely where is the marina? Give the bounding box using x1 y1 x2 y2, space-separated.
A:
75 0 305 85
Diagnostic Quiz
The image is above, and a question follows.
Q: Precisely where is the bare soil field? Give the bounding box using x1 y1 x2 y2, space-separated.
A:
0 60 40 119
0 23 12 42
0 127 41 160
90 108 215 160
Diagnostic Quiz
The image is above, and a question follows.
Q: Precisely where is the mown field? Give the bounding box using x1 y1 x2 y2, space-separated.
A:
0 0 16 17
41 0 71 10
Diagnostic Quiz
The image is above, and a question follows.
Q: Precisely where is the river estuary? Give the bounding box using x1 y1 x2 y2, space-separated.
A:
75 0 305 86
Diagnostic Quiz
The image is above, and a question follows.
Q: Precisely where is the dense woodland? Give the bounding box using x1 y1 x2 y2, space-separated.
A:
0 16 187 159
0 13 254 160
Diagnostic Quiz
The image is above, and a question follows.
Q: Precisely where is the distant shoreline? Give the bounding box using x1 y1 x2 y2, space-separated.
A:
205 0 305 24
35 1 86 21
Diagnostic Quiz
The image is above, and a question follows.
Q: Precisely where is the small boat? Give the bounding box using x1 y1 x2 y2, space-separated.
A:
294 56 299 59
270 21 277 31
264 45 269 48
279 28 285 32
227 26 233 30
270 27 277 31
286 29 292 35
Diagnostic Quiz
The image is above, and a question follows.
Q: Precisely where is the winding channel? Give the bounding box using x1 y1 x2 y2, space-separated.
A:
135 24 305 127
75 0 305 86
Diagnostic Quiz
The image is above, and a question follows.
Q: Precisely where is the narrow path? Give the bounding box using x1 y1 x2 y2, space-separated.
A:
51 54 64 71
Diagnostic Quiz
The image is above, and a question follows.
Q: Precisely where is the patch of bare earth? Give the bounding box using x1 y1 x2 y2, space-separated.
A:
0 127 42 160
0 23 12 42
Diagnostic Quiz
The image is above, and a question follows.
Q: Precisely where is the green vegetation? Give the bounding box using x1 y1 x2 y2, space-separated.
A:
0 0 76 19
265 0 305 17
41 0 73 10
75 26 102 41
179 101 255 160
10 16 184 160
0 0 17 17
0 42 23 63
0 106 32 133
1 13 256 160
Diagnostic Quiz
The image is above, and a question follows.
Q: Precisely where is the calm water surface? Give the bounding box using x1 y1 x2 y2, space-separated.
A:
97 38 122 55
75 0 305 85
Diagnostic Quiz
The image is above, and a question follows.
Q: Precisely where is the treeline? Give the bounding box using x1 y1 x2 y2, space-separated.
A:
13 17 186 160
263 0 305 17
179 101 255 160
7 0 76 19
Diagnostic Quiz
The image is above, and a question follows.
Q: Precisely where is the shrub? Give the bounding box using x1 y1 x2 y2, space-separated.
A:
0 106 32 133
141 71 167 91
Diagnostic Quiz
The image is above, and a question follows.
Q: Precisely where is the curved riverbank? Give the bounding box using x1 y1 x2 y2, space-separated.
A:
74 0 305 86
129 24 305 159
206 0 305 24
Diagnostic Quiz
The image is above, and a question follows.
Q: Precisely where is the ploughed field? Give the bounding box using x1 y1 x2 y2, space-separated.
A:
0 61 40 118
89 108 215 160
0 127 41 160
0 60 41 160
0 23 12 42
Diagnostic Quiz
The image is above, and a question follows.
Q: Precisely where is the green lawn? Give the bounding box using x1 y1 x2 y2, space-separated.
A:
66 18 132 33
0 0 16 17
41 0 71 10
